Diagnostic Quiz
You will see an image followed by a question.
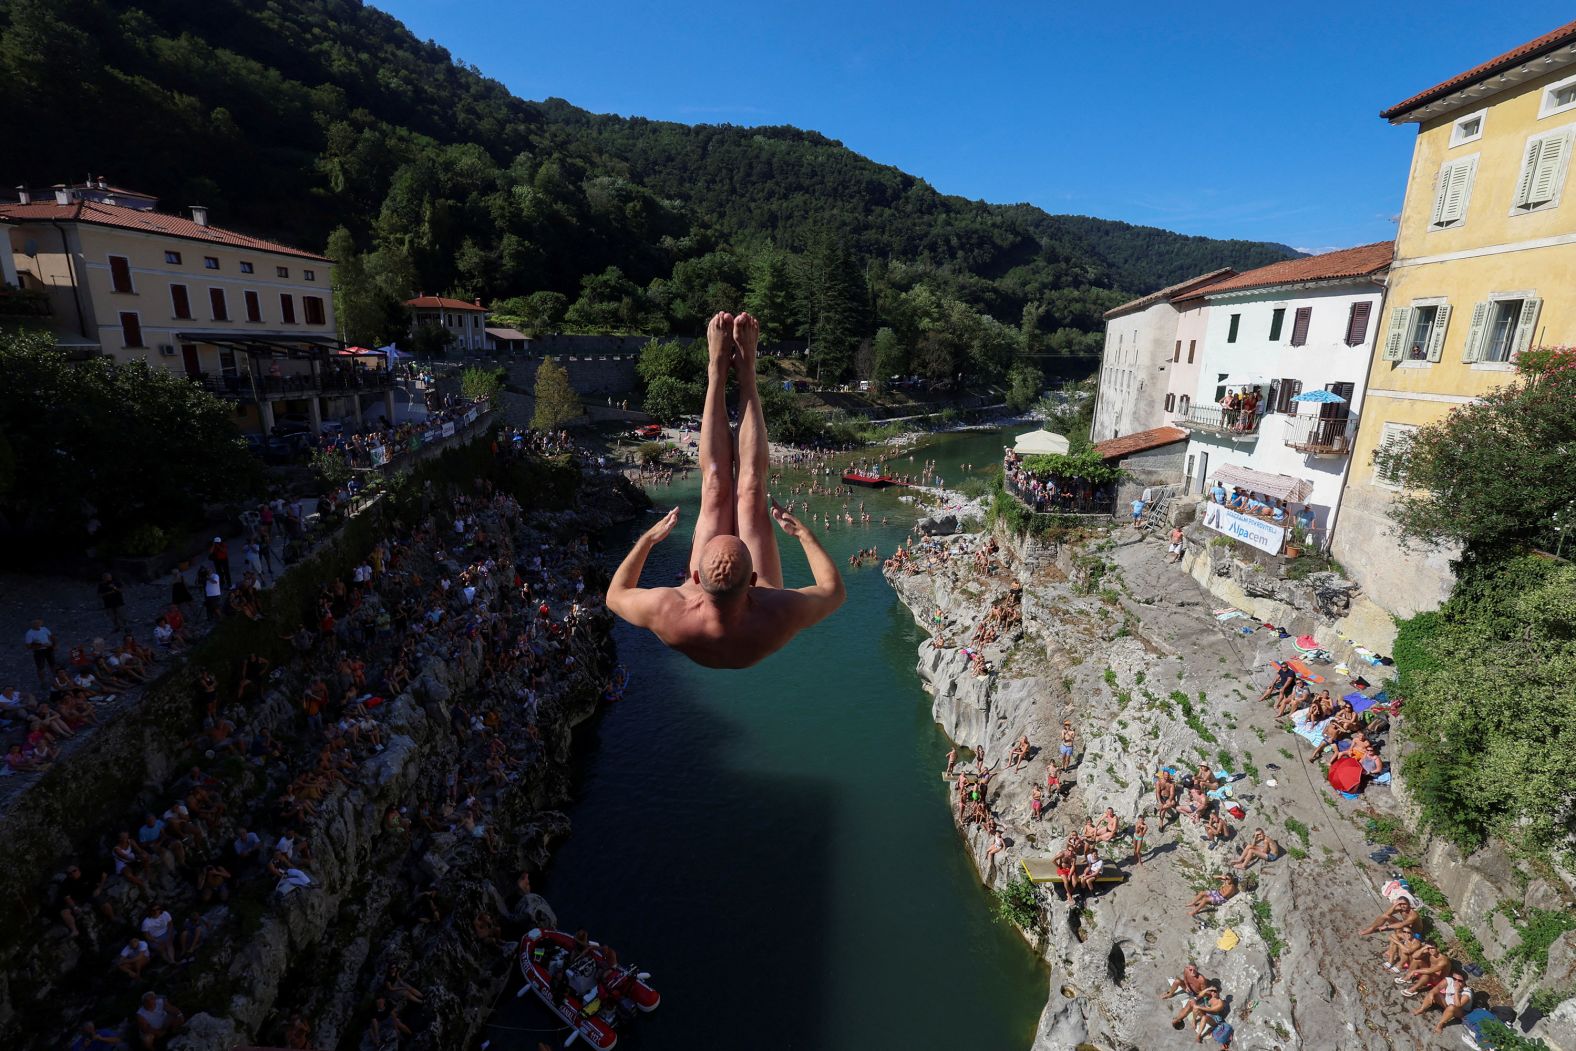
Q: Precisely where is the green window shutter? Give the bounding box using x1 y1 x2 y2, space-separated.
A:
1438 160 1473 225
1381 306 1410 362
1529 134 1568 206
1511 297 1543 359
1425 303 1452 362
1514 138 1544 207
1430 165 1452 225
1460 301 1490 363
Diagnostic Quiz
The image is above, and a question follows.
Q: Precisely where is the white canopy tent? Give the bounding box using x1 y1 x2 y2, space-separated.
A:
1210 464 1314 503
1013 429 1071 456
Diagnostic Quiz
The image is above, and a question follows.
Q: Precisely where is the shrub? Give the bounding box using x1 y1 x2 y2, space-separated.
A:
994 873 1042 931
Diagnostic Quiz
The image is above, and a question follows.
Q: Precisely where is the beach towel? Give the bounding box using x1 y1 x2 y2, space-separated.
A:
1287 659 1325 685
1344 692 1378 714
1291 716 1331 745
1215 928 1239 951
1214 609 1246 622
1295 634 1319 650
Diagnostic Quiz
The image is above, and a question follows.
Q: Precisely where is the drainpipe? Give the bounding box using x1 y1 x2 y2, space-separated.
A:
52 221 90 342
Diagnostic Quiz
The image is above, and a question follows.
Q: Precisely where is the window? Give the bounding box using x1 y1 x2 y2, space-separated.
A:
1406 306 1439 360
276 266 289 279
1288 306 1313 347
1344 301 1372 346
304 269 316 282
1179 394 1191 414
1165 393 1176 411
239 261 254 274
244 290 262 323
1450 109 1485 147
170 284 192 320
109 255 134 294
204 256 220 270
1269 377 1303 414
119 312 144 347
303 296 326 326
1173 340 1181 363
1511 130 1571 212
1227 314 1241 343
1485 299 1526 363
1430 156 1477 228
164 250 182 265
1374 423 1417 488
1187 340 1196 363
1539 73 1576 119
1462 297 1541 364
1268 307 1286 341
279 294 296 324
209 288 229 321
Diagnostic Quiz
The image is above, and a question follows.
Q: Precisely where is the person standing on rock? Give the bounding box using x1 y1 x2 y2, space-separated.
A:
607 313 845 668
1058 721 1077 772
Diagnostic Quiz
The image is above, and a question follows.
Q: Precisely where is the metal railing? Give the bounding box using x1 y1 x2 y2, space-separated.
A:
1283 414 1357 456
1175 403 1261 437
196 370 395 401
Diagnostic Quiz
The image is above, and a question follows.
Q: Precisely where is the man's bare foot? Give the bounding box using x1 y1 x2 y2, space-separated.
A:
732 311 760 374
707 311 735 370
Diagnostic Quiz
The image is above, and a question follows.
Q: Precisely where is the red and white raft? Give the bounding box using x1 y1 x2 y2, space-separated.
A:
516 928 660 1048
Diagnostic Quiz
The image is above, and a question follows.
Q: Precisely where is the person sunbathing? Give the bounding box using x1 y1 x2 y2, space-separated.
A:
1090 807 1120 843
1203 810 1233 848
1160 962 1209 1004
1399 944 1449 997
1186 873 1239 917
1258 662 1297 703
1232 828 1282 869
1075 849 1105 895
1190 987 1227 1042
1309 701 1360 761
1358 897 1418 937
1170 982 1224 1032
1412 970 1472 1032
1275 679 1311 718
1383 930 1428 974
1194 764 1221 791
1179 786 1212 824
1008 734 1031 771
1156 777 1180 830
607 314 845 668
1053 846 1079 902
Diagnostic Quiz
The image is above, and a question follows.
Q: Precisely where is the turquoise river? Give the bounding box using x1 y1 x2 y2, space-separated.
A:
489 427 1047 1049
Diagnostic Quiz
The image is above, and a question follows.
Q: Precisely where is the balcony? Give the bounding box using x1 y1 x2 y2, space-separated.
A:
195 369 394 402
1284 413 1357 457
1174 403 1261 439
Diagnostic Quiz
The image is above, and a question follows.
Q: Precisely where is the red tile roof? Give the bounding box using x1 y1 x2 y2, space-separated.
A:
1093 426 1188 461
406 295 486 311
0 200 329 260
1193 242 1393 297
1381 20 1576 120
1103 267 1238 320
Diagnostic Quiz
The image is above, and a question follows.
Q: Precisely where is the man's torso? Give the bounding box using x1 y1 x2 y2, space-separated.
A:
651 585 801 668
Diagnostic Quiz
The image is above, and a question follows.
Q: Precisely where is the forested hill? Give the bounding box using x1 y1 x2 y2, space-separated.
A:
0 0 1297 364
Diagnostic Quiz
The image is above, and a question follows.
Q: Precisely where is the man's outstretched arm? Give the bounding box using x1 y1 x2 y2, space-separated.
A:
607 507 680 627
770 500 845 627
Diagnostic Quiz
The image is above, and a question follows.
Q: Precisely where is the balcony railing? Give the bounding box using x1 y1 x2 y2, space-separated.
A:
196 370 395 402
1003 464 1118 517
1175 403 1261 438
1284 413 1357 456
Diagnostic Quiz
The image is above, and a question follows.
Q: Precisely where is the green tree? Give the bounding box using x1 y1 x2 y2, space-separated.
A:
745 250 799 343
404 322 454 359
635 339 707 389
460 366 503 403
642 375 701 423
531 358 581 430
1378 365 1576 559
871 327 907 393
798 237 866 383
522 291 568 332
327 226 407 347
1006 362 1045 413
0 331 258 557
564 266 664 333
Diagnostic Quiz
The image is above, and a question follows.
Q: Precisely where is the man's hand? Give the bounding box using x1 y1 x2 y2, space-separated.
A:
643 507 680 544
770 498 806 538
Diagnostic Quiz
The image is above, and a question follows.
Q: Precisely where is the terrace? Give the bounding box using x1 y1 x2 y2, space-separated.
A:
1284 413 1358 457
1174 402 1261 439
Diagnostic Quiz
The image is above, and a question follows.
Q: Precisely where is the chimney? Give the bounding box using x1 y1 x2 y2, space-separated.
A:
52 185 70 205
190 205 209 227
474 297 483 307
15 186 30 205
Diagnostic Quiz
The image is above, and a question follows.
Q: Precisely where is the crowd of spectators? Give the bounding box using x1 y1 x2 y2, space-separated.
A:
15 425 610 1049
1002 451 1115 515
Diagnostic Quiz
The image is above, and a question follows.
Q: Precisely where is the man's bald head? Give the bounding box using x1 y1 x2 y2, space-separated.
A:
697 535 754 598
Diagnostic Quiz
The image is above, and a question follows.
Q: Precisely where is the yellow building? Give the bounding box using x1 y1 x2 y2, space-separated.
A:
1334 20 1576 618
1 179 394 435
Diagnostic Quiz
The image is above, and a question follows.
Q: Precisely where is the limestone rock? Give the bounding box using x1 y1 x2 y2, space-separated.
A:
167 1012 241 1051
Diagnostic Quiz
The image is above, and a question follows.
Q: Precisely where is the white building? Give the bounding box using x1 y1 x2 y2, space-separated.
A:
1092 268 1234 444
406 294 489 352
1177 243 1393 541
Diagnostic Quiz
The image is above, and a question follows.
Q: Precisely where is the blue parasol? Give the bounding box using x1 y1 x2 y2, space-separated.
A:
1291 389 1347 404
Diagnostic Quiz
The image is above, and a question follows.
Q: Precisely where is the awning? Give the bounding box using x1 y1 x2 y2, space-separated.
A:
1210 464 1314 503
1013 428 1070 455
1222 374 1270 387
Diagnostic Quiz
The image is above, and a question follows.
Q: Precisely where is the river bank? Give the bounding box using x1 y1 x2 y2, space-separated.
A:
885 516 1510 1050
0 435 651 1051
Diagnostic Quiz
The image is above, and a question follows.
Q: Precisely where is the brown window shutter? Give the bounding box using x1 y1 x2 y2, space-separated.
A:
1345 302 1372 346
109 256 133 293
280 294 296 324
120 312 143 347
209 288 228 320
1290 307 1312 346
245 290 262 322
171 284 191 319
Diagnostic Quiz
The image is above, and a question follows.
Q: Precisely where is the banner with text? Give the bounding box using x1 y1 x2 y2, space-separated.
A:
441 421 456 438
1202 502 1286 555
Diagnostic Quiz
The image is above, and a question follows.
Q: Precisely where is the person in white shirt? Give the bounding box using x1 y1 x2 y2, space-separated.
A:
140 905 176 963
203 571 223 622
24 619 57 686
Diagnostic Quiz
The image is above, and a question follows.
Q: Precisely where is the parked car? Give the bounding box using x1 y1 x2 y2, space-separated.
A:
632 423 664 440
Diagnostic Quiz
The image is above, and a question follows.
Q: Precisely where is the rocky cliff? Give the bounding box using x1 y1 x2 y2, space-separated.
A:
886 521 1575 1050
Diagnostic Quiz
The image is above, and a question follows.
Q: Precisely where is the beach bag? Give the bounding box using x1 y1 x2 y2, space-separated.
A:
1211 1022 1233 1046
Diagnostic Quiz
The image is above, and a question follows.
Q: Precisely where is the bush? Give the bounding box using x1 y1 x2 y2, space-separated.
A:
994 873 1042 930
113 523 170 558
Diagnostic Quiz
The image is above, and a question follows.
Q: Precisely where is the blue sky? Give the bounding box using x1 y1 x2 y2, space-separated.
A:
375 1 1574 252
